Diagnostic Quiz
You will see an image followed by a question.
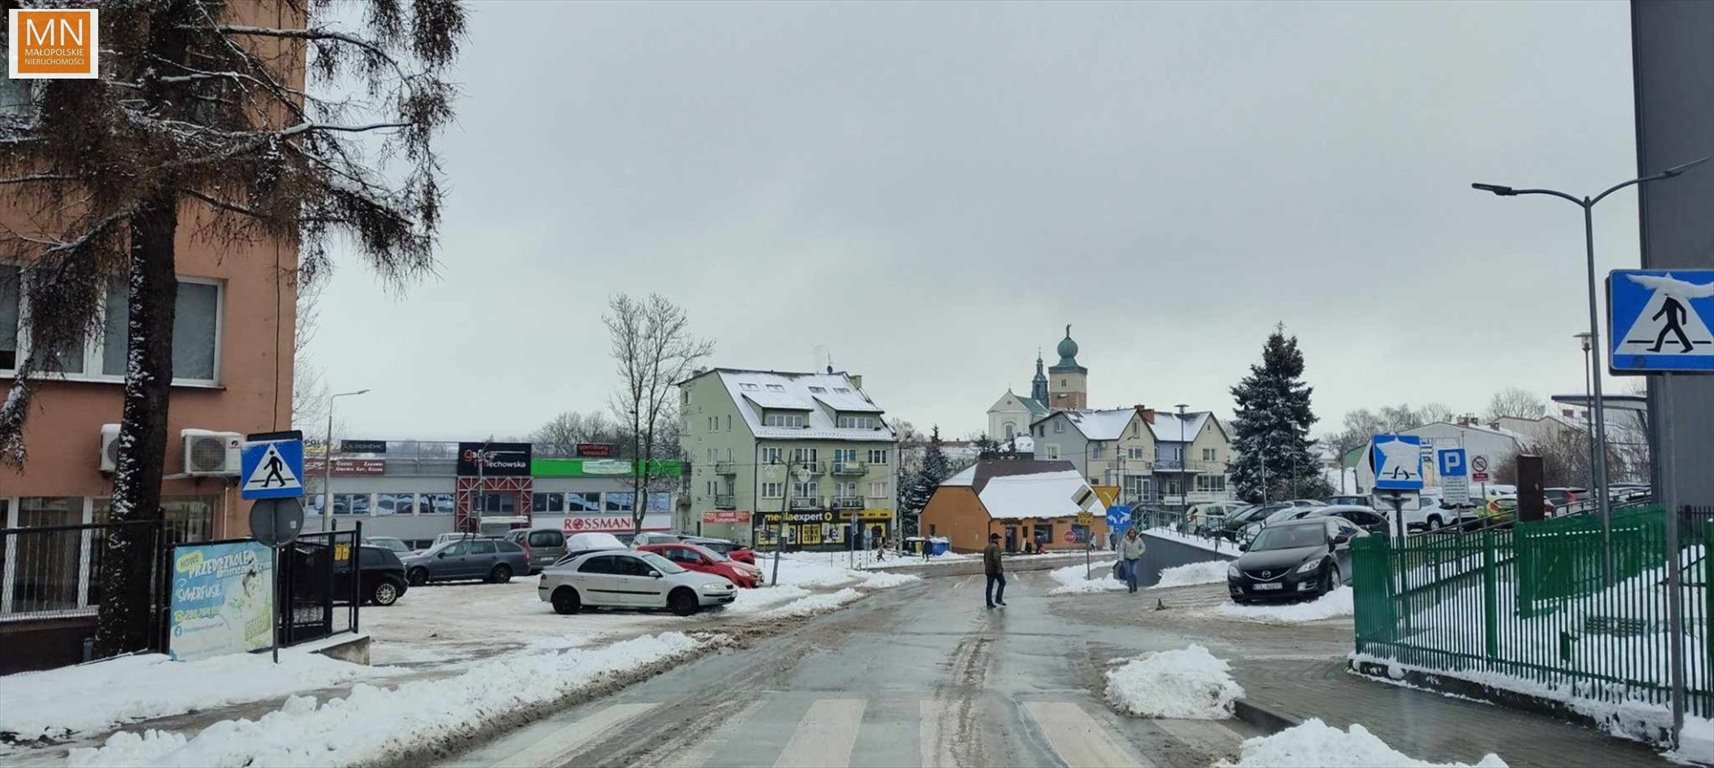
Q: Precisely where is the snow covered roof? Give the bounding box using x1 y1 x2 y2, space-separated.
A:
1011 435 1035 453
1150 412 1213 443
1061 409 1137 440
978 470 1100 520
702 369 895 442
942 466 977 487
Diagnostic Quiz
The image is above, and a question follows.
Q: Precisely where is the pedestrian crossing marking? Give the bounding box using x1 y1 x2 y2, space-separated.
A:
497 702 658 768
1020 701 1154 768
918 699 959 768
241 443 301 494
775 699 867 768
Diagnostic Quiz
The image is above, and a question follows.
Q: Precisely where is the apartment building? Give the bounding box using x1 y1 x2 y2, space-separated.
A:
678 369 898 548
1029 405 1233 507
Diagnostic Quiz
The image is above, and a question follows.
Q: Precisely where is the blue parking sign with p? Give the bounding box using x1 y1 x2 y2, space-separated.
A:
1437 448 1466 477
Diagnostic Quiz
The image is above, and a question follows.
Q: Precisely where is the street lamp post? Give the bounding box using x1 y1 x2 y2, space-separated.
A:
1175 404 1189 520
1471 157 1707 547
323 388 371 532
1574 332 1596 497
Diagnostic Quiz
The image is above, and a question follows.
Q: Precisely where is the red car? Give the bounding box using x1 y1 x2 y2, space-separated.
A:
687 537 756 565
639 542 763 588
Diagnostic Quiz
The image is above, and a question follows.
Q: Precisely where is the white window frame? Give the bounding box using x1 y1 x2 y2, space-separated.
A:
868 480 887 498
1044 444 1060 460
3 270 223 387
762 446 784 464
1054 421 1064 433
761 482 784 499
867 449 888 464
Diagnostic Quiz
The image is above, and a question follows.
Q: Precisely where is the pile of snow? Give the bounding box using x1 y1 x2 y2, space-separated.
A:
762 588 864 619
1218 718 1507 768
0 650 389 742
1216 587 1353 623
757 554 866 588
1666 715 1713 766
66 633 704 768
722 584 813 614
858 571 922 589
1105 645 1244 720
1151 560 1231 589
1047 560 1123 595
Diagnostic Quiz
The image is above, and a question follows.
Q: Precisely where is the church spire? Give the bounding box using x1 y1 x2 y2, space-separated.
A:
1030 348 1049 405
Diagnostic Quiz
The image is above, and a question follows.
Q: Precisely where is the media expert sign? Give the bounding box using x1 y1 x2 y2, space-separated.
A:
168 541 274 662
7 9 99 79
456 442 532 476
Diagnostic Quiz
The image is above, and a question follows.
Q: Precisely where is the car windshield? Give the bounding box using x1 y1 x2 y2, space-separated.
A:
637 552 686 574
1249 524 1328 551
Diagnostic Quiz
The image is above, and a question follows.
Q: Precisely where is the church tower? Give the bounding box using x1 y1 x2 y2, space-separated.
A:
1030 351 1049 406
1047 325 1088 411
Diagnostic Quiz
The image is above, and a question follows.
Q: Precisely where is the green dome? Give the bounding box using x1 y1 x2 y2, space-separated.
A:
1057 334 1078 360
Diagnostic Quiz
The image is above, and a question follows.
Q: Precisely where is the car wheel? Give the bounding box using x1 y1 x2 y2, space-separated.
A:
1427 515 1442 531
372 579 401 606
408 568 429 587
668 588 699 617
1324 563 1341 594
489 563 512 583
551 587 582 615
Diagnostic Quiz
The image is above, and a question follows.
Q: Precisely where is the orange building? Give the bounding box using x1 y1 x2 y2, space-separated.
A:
920 460 1110 553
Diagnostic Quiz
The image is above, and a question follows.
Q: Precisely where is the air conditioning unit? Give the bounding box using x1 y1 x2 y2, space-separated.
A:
182 429 243 476
98 423 122 473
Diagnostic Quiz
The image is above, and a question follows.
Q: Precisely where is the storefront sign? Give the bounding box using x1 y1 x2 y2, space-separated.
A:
558 514 671 533
575 443 615 458
758 510 836 525
340 439 388 454
581 459 631 475
457 442 532 476
853 508 893 522
303 457 386 476
531 458 685 478
702 510 753 524
168 541 274 662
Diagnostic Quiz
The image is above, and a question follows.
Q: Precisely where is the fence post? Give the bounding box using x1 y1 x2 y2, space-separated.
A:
353 522 362 635
1482 528 1499 661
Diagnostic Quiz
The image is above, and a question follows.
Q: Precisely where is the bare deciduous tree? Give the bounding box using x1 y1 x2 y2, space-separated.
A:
604 294 712 535
1486 387 1547 421
0 0 465 656
293 276 328 431
530 410 620 456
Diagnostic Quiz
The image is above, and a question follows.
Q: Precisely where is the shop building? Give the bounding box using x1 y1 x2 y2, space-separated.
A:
919 460 1108 553
678 368 898 549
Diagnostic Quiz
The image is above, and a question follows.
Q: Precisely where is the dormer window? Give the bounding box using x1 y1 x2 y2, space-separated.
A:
766 384 785 392
808 386 827 393
740 383 759 391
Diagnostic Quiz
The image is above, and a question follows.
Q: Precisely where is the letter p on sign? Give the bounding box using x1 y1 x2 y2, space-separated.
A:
1437 448 1466 477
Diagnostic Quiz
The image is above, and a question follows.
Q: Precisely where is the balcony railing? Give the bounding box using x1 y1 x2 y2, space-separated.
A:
831 460 867 476
1154 457 1184 470
714 461 737 475
832 496 864 509
714 494 736 509
790 497 822 510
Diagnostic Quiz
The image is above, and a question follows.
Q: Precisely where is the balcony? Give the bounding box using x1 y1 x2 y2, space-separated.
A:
833 496 865 509
714 461 737 475
790 497 823 510
1154 457 1184 471
714 494 736 509
831 460 867 476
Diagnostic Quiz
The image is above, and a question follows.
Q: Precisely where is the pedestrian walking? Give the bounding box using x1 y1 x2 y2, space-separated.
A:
1120 528 1146 593
984 532 1007 608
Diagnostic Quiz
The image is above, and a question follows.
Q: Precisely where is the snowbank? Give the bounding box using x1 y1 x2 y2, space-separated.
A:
757 554 868 588
762 588 864 619
0 650 390 742
1151 559 1231 589
1218 718 1507 768
1047 560 1123 595
722 584 813 614
1666 715 1712 766
1216 587 1353 623
1105 646 1244 720
65 633 705 768
858 571 922 589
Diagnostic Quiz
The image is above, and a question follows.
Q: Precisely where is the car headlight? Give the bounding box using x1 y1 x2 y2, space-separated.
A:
1296 559 1321 574
700 583 730 593
1227 563 1240 578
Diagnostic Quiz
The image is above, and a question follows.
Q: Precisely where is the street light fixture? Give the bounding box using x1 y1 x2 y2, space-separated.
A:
1470 156 1708 544
323 388 371 532
1175 404 1189 511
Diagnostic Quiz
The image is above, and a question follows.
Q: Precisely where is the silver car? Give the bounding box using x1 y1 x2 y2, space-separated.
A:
537 550 736 616
402 537 529 586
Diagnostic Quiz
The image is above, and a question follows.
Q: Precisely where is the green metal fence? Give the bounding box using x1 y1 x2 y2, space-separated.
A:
1353 505 1713 720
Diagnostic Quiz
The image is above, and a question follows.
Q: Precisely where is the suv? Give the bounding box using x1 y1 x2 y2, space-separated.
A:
505 528 567 573
345 545 410 606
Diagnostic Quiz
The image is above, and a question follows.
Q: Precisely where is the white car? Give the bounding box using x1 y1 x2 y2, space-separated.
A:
538 550 736 616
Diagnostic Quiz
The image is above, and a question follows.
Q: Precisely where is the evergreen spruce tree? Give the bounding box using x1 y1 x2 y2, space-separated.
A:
1229 325 1324 502
898 426 952 535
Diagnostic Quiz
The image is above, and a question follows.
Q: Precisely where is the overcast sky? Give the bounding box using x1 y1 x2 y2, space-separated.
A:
309 0 1642 442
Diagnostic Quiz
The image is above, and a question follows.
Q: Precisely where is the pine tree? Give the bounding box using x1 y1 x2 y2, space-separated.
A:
1229 325 1322 503
898 426 952 535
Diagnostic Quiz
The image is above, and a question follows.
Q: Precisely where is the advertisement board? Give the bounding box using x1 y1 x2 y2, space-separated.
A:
456 442 532 476
559 514 672 533
702 510 753 524
168 541 274 662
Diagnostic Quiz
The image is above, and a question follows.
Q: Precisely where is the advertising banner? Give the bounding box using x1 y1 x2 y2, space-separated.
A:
702 510 753 524
560 514 672 533
168 541 274 662
575 443 615 458
303 457 386 476
457 442 532 476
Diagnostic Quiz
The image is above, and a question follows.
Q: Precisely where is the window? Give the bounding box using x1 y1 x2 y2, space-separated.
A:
793 481 819 499
836 481 858 497
579 555 618 574
423 493 455 514
1053 421 1063 433
868 481 887 497
568 492 601 512
528 531 562 548
333 493 370 515
496 540 523 553
531 492 566 513
359 548 385 567
1163 478 1183 495
833 448 857 464
1044 444 1060 460
765 384 785 392
605 492 635 512
725 415 731 430
762 446 783 464
837 415 878 429
740 382 758 391
1202 448 1217 461
793 447 818 470
834 387 851 394
1090 443 1104 459
764 412 806 428
0 77 36 119
929 524 937 537
762 482 784 499
707 448 717 462
1090 477 1099 486
4 271 223 383
377 493 416 516
1196 475 1228 492
469 540 497 555
705 480 717 494
9 498 83 614
1127 447 1146 460
1004 424 1015 439
808 386 826 393
1060 378 1067 386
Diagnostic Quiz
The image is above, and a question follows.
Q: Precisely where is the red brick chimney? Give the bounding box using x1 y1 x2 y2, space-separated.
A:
1134 404 1156 424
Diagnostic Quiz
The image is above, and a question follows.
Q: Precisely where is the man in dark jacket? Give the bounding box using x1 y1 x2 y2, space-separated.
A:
984 533 1007 608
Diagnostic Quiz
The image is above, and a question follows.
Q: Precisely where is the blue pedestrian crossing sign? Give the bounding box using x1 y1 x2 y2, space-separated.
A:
1608 269 1714 374
1370 434 1424 491
240 432 305 500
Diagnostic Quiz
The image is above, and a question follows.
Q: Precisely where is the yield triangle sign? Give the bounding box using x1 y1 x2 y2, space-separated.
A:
243 443 302 494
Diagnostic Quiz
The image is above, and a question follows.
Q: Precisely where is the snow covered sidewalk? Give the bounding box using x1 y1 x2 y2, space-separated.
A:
1047 559 1124 594
1220 718 1508 768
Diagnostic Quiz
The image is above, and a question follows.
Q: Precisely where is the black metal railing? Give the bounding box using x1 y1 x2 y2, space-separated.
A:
276 526 363 647
1 520 164 624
